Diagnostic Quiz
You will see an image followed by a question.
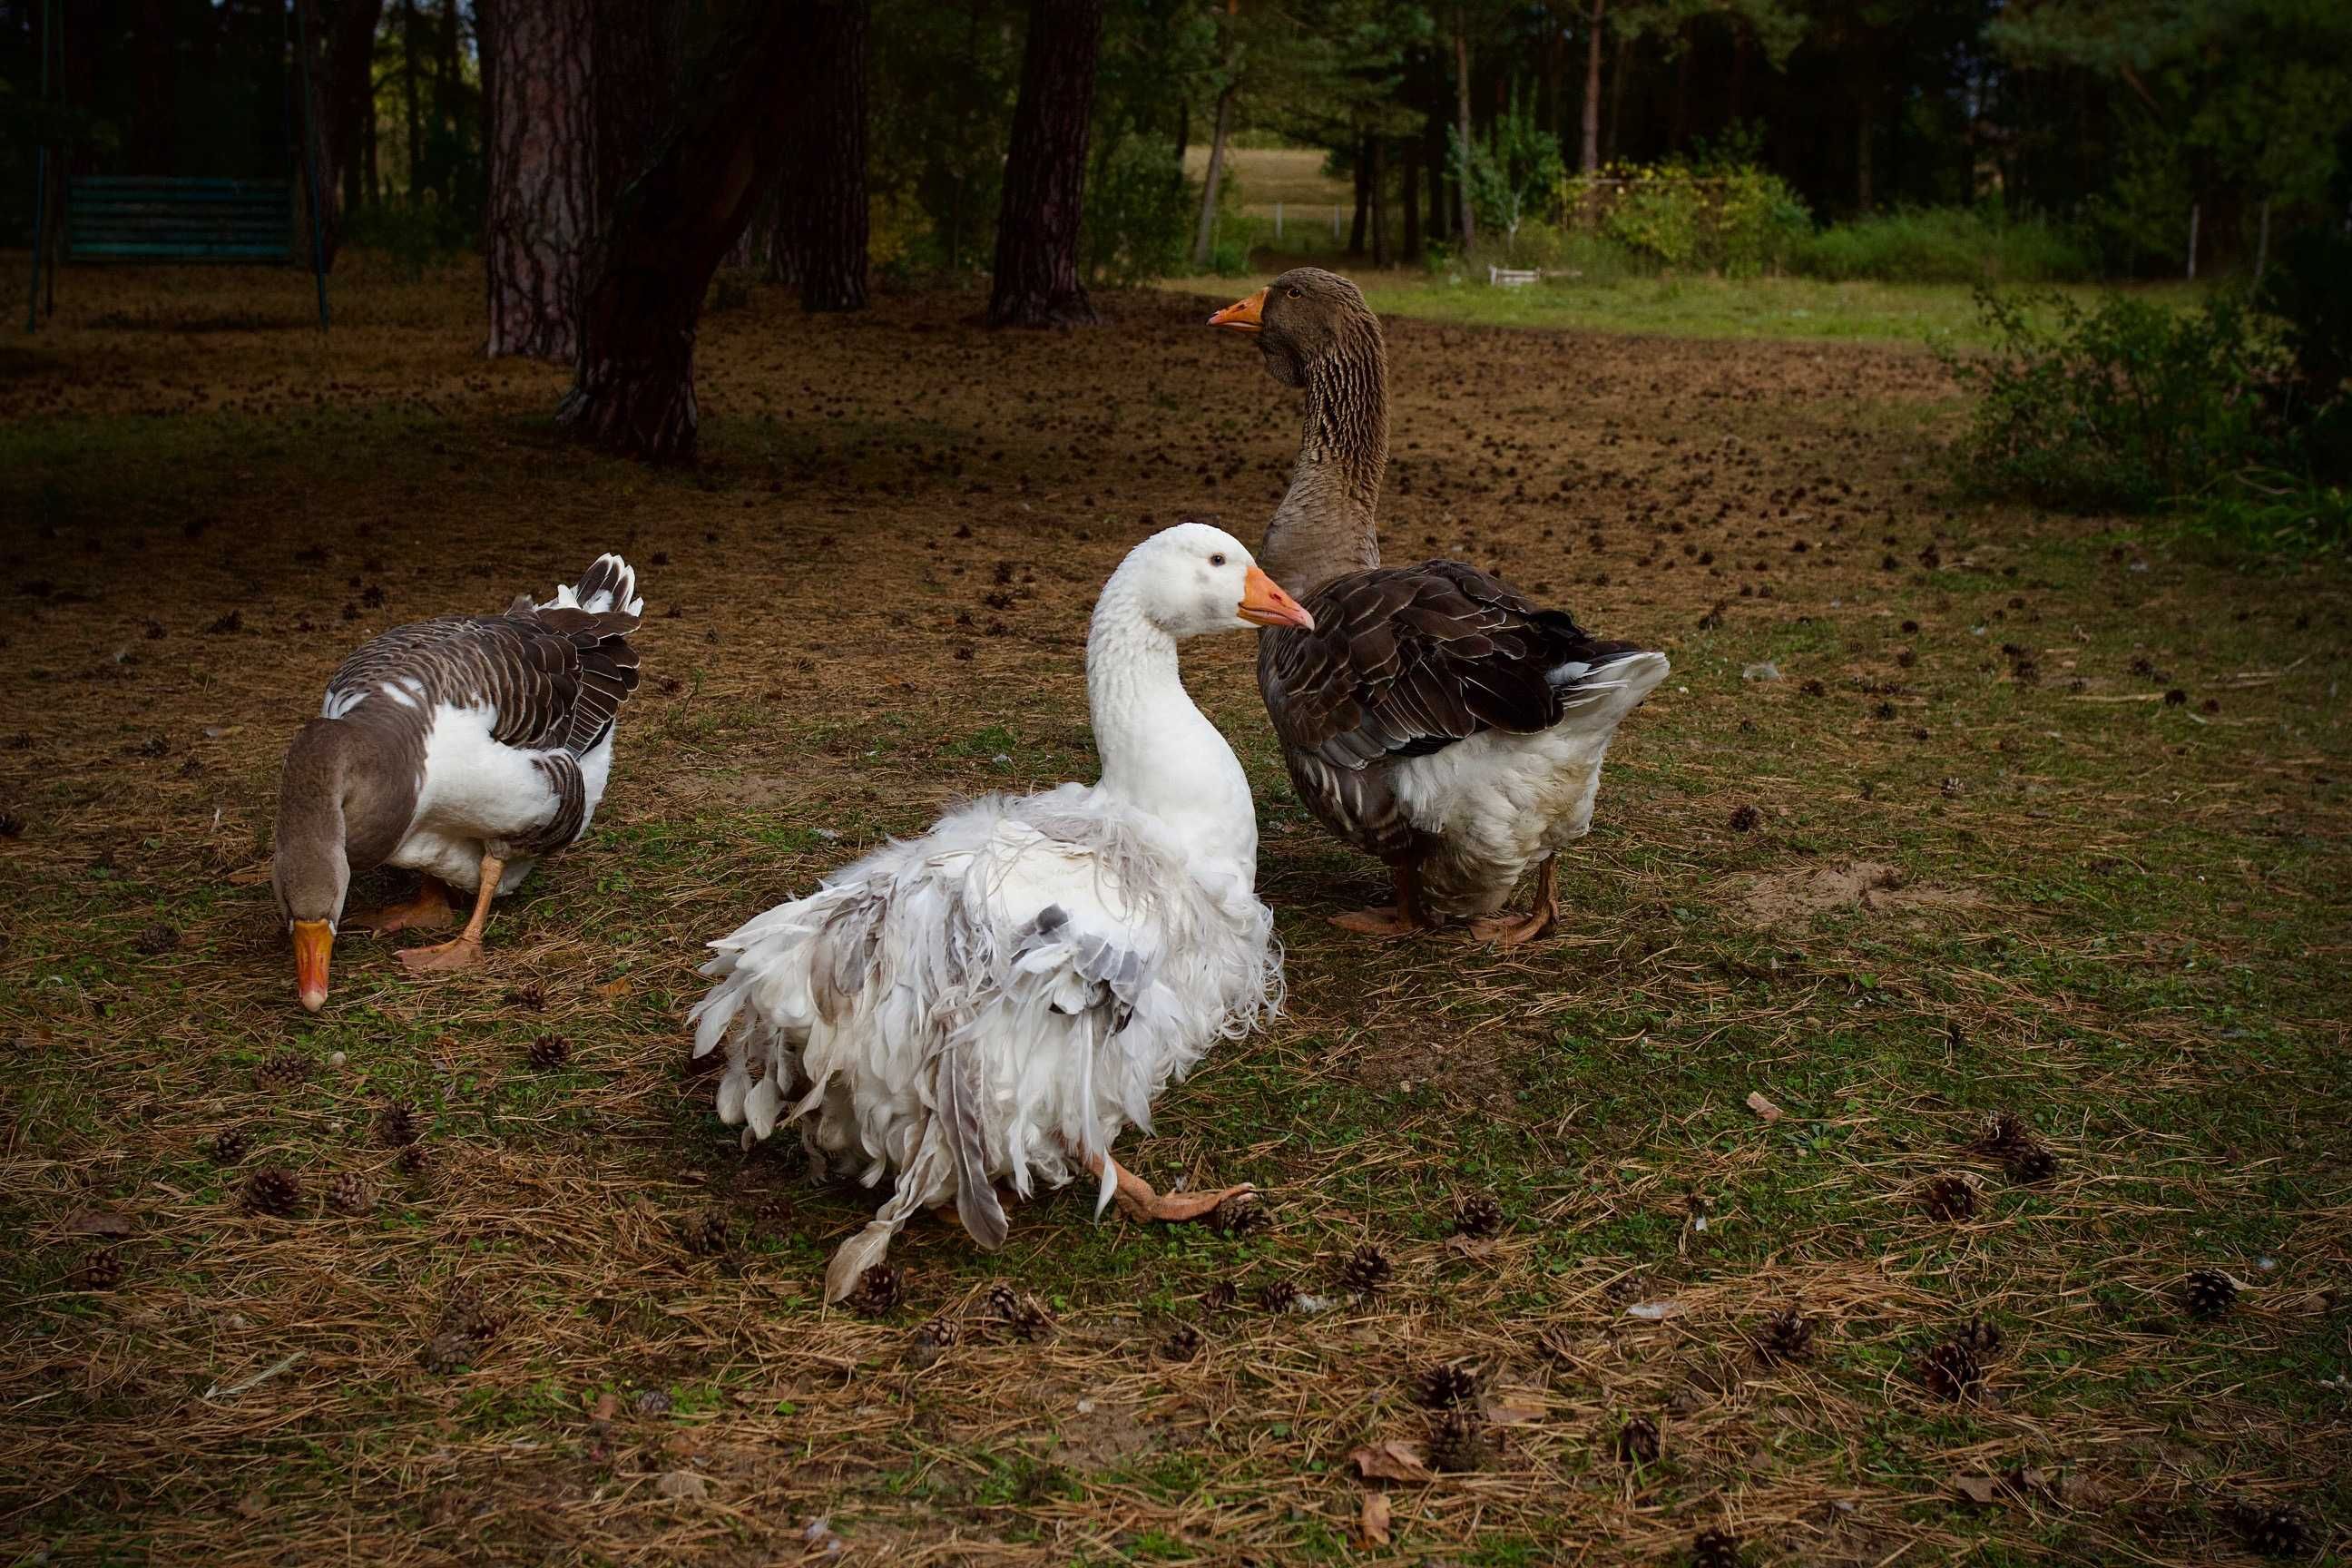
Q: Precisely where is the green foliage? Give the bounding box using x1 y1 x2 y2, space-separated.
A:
1563 159 1810 277
2258 225 2352 478
1792 207 2098 285
1449 83 1564 249
344 191 469 279
1081 140 1194 286
1943 288 2287 514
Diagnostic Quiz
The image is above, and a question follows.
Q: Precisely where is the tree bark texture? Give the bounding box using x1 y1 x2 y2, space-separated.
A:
1580 0 1602 174
792 0 870 313
1348 134 1369 257
558 4 818 461
1369 136 1387 269
987 0 1106 329
402 0 423 191
1401 140 1421 260
485 0 596 359
1453 12 1476 250
1191 80 1234 269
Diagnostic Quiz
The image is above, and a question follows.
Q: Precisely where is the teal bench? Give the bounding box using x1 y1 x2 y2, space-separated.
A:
66 176 296 263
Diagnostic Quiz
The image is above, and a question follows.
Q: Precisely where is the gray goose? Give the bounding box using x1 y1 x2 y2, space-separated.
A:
1208 269 1668 943
271 554 645 1010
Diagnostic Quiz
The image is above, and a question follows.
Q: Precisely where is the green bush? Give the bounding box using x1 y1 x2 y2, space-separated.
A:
1793 207 2096 284
1562 161 1810 277
345 191 470 279
1081 139 1194 286
1943 288 2286 514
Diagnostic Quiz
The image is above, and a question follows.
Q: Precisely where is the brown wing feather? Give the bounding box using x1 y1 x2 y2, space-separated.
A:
1261 561 1594 773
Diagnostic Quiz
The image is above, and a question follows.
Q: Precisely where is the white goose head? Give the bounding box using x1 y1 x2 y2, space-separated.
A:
1107 523 1315 639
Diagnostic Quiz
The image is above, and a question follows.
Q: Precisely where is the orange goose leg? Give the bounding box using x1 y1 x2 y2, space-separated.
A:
1331 862 1435 937
1082 1152 1253 1224
349 876 458 936
397 853 502 975
1469 856 1559 946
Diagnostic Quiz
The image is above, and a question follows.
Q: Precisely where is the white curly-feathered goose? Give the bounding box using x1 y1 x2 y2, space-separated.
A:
1210 269 1669 943
689 524 1312 1301
270 554 644 1010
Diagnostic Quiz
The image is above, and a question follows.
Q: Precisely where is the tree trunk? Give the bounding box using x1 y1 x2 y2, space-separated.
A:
987 0 1105 329
402 0 423 193
1401 140 1421 260
591 0 677 214
1727 28 1749 128
1669 28 1690 151
793 0 870 311
1603 30 1631 164
1190 0 1239 270
485 0 595 360
1369 136 1387 269
1424 93 1449 240
1856 95 1875 211
559 4 822 461
300 0 388 270
131 0 175 173
1453 11 1476 249
1348 135 1369 257
1580 0 1602 173
437 0 461 152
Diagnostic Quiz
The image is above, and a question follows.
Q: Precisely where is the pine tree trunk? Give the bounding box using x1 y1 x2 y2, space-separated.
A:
132 0 175 173
1369 137 1388 268
591 0 677 214
1191 82 1234 269
300 0 388 270
794 0 869 312
1348 135 1369 257
1580 0 1603 174
1453 11 1476 250
402 0 423 192
485 0 595 360
559 5 816 461
1401 140 1421 260
987 0 1105 329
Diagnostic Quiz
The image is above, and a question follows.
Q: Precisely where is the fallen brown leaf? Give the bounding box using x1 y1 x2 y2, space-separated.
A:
1953 1475 2000 1505
1746 1091 1783 1123
1348 1441 1432 1485
62 1204 135 1237
1359 1492 1391 1546
1483 1395 1546 1426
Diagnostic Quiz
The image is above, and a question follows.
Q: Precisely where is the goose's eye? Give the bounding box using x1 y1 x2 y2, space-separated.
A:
1210 553 1227 567
1286 286 1302 299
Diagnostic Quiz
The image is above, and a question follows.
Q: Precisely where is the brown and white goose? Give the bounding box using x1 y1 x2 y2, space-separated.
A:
1209 269 1667 943
270 554 644 1010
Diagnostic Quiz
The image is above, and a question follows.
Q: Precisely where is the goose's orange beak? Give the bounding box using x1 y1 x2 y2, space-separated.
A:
1208 288 1267 334
1238 565 1314 631
292 919 332 1012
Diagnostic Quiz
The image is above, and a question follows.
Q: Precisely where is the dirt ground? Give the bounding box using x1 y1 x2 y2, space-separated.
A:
1 258 2347 1565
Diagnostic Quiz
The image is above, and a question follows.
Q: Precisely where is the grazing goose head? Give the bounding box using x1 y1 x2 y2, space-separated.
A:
270 719 410 1011
1105 522 1317 641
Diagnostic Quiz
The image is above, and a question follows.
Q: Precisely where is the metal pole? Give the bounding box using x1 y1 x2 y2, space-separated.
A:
292 0 332 330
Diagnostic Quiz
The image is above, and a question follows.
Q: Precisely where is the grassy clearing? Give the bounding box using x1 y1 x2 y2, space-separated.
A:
1164 269 2210 348
0 261 2346 1564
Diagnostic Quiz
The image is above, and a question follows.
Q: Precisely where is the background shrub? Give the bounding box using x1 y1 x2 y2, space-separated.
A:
1562 161 1810 277
1793 207 2096 284
1082 140 1195 286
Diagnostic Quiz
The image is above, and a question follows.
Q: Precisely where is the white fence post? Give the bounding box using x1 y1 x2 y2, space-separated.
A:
2187 203 2200 280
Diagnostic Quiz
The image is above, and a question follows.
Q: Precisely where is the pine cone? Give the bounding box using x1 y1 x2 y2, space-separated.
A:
2184 1268 2238 1319
243 1166 301 1217
2230 1499 2308 1558
1416 1362 1480 1408
2003 1142 2059 1183
1957 1315 2004 1357
73 1250 124 1291
526 1034 572 1071
1690 1526 1741 1568
327 1172 373 1217
505 983 547 1012
397 1143 432 1179
685 1210 733 1257
1974 1111 2031 1152
134 922 181 956
1337 1244 1392 1297
378 1101 421 1148
1254 1278 1299 1316
1452 1193 1504 1239
1615 1413 1661 1465
1426 1408 1486 1473
253 1051 312 1090
1918 1172 1977 1220
1728 803 1763 832
1916 1338 1983 1400
844 1264 903 1318
982 1281 1052 1340
906 1315 959 1368
1212 1191 1267 1236
1159 1323 1204 1362
207 1129 250 1165
1200 1279 1239 1313
1752 1305 1814 1364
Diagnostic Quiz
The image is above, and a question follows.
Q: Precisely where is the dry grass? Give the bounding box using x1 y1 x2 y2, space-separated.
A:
0 257 2347 1565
